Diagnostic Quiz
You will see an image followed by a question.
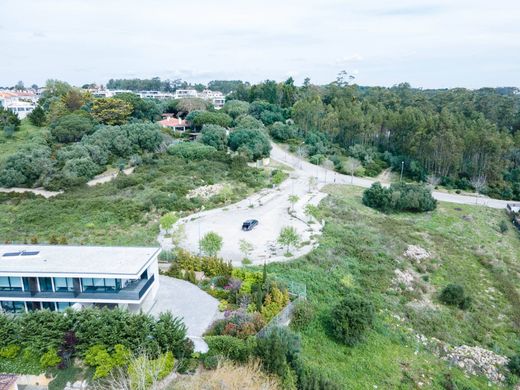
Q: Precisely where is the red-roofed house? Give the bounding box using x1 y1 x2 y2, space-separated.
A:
158 114 189 131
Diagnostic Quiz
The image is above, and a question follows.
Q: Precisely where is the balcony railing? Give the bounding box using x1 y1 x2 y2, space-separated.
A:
0 275 155 302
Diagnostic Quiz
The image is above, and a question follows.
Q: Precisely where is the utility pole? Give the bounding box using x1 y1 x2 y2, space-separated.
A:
400 161 404 182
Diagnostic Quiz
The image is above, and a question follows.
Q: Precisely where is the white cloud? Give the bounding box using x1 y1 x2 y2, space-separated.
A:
0 0 519 88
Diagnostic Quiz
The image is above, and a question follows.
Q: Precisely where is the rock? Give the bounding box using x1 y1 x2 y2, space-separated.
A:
444 345 509 383
404 245 431 262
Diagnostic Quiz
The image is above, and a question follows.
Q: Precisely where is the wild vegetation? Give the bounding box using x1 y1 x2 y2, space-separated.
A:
265 185 520 388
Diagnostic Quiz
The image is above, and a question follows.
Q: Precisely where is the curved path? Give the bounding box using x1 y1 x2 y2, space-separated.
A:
270 142 511 209
160 143 511 265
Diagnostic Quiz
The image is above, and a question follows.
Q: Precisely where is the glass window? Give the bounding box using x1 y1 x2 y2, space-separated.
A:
81 278 121 293
42 302 56 311
0 277 22 291
56 302 72 312
54 278 74 292
38 277 53 292
1 301 25 313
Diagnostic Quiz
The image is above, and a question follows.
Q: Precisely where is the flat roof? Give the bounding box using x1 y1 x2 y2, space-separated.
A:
0 245 160 278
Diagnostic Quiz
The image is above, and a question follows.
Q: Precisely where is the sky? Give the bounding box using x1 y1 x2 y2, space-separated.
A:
0 0 519 89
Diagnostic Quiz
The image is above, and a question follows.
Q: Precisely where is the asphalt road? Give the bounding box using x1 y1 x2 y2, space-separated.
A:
163 142 511 265
270 142 511 209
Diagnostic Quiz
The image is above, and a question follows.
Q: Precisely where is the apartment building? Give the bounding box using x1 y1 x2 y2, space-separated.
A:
0 245 160 314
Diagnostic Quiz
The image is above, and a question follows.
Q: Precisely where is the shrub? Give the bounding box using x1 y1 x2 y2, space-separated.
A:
228 128 271 161
200 124 228 151
202 354 220 370
330 292 375 346
291 300 314 330
439 284 471 310
256 327 301 378
362 182 436 213
205 336 256 363
508 354 520 376
50 113 95 143
0 345 21 359
167 142 220 160
499 220 509 234
40 348 61 368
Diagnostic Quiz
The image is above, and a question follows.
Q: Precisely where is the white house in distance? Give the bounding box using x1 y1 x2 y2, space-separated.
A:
0 90 37 119
0 245 160 314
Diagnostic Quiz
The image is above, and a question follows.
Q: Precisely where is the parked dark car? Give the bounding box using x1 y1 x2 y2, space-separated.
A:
242 219 258 231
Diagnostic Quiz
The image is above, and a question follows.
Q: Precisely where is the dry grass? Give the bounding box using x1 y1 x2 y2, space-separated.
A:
170 360 281 390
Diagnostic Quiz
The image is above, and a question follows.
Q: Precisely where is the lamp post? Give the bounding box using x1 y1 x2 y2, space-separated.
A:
400 161 404 182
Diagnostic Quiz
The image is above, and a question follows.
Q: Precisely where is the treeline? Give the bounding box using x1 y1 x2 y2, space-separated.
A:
226 78 520 200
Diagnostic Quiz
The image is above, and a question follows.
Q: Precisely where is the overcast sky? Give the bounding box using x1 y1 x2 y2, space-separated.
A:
1 0 519 89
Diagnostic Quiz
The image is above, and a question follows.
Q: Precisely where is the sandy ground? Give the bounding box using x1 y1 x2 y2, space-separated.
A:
86 167 135 187
159 142 511 266
0 187 62 198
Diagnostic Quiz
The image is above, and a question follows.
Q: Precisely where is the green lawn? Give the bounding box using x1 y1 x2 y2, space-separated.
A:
0 153 268 246
267 185 520 388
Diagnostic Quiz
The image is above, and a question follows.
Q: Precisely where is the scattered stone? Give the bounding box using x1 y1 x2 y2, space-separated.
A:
392 268 419 291
404 245 431 262
187 184 225 200
462 215 474 222
444 345 509 383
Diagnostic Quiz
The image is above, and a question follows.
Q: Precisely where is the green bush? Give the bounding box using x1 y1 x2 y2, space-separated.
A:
200 124 228 151
167 142 220 160
330 292 375 346
228 128 271 161
499 220 510 234
40 348 61 368
508 354 520 376
439 284 471 310
256 327 300 377
205 336 256 363
362 182 436 213
291 300 314 330
0 345 21 359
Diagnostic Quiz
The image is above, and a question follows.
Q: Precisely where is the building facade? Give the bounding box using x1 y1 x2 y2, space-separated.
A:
0 245 161 314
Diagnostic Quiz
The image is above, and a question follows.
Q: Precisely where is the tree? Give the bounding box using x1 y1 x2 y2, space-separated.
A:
426 174 441 189
239 239 254 260
223 100 250 119
92 97 133 125
330 293 375 346
200 124 228 151
50 113 95 143
288 195 299 212
228 128 271 161
62 89 86 111
0 107 21 135
470 175 486 204
28 105 46 126
188 111 232 129
277 226 300 254
176 98 210 114
200 231 223 257
344 158 361 184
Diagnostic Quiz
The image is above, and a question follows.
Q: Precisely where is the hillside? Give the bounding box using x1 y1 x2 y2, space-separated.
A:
267 185 520 388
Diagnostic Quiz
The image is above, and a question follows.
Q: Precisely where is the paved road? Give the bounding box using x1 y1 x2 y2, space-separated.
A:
270 142 511 209
161 142 511 265
148 276 221 352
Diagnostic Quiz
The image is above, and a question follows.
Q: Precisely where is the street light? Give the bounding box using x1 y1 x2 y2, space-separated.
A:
400 161 404 182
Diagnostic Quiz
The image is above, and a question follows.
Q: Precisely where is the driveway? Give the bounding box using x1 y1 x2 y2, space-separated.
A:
159 142 511 266
148 276 221 352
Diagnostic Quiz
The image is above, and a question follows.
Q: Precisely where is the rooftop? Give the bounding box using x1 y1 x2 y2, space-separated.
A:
0 245 160 277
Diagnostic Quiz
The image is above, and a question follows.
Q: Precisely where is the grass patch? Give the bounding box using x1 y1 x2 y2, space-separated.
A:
0 153 267 245
0 119 49 163
267 185 520 388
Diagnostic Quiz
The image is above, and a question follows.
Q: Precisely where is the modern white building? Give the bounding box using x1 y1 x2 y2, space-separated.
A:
0 90 37 118
0 245 161 314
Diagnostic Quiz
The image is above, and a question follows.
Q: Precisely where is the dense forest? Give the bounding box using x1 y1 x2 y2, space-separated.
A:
2 76 519 199
225 77 520 200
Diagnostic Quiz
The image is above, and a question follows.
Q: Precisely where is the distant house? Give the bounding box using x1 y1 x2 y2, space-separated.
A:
158 113 189 131
0 90 37 118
